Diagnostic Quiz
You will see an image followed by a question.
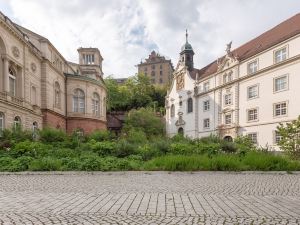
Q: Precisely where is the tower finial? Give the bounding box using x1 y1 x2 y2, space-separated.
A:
185 29 188 43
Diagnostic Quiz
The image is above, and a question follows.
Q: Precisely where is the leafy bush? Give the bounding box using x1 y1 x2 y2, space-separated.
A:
29 157 63 171
88 130 114 142
90 140 117 156
137 144 161 160
10 141 50 158
169 142 194 155
220 141 237 153
123 108 165 136
114 139 137 157
125 129 148 144
39 127 67 143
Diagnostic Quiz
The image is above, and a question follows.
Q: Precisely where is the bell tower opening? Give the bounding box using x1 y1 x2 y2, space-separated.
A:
179 29 194 71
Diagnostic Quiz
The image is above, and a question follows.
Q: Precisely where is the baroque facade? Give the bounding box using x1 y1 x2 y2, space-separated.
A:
0 12 107 134
137 50 174 85
166 14 300 150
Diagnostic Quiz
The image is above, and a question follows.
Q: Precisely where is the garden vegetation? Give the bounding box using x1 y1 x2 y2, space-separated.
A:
0 109 300 172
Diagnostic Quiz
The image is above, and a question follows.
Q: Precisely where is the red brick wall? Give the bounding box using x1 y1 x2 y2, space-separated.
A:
67 117 107 134
42 109 66 131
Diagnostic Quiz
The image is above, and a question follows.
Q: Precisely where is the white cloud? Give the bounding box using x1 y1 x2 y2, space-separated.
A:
1 0 300 77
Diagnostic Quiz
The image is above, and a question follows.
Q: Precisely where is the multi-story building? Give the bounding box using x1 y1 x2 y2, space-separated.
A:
166 14 300 150
0 11 107 135
137 50 174 85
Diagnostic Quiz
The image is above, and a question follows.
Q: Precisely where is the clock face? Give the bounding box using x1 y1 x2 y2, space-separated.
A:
176 73 184 90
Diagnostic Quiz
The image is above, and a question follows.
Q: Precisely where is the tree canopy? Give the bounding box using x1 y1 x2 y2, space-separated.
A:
105 74 167 113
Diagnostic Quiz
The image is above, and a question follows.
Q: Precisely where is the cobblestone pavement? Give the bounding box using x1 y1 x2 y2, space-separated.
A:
0 172 299 224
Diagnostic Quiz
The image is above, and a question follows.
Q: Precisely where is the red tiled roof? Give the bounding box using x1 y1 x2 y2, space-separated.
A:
196 13 300 79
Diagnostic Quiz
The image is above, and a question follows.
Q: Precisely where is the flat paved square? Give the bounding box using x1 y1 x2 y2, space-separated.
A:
0 171 299 224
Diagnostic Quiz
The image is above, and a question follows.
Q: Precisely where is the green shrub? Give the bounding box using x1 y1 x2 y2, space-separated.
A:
220 141 237 153
137 144 161 160
29 157 63 171
88 130 114 142
11 141 50 158
0 156 14 171
90 140 117 156
195 143 220 156
114 139 137 157
169 142 194 155
125 129 148 144
197 135 221 144
39 127 67 143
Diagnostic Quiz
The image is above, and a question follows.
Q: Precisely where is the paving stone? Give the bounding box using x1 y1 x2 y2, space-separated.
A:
0 172 299 224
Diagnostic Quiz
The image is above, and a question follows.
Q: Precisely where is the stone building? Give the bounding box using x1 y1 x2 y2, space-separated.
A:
166 14 300 150
137 50 174 85
0 11 107 135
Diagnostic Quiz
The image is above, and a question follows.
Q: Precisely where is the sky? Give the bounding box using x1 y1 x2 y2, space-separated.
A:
0 0 300 78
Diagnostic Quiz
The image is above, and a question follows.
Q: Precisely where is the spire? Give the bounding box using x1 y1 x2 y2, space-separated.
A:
185 29 188 43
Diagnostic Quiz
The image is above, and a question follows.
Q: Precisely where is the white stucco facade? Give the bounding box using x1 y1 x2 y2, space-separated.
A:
166 14 300 150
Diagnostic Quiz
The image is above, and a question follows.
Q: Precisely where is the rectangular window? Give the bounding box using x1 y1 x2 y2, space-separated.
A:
247 108 258 122
9 76 16 96
224 94 232 105
159 78 163 83
247 85 258 99
0 114 3 134
274 47 287 63
203 118 210 129
203 100 210 111
274 102 287 117
274 75 288 92
160 71 163 75
203 81 210 92
248 133 258 144
225 114 232 125
274 131 282 144
91 55 95 64
247 60 258 75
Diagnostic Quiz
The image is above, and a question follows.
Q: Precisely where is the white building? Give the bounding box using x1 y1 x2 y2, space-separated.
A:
166 14 300 150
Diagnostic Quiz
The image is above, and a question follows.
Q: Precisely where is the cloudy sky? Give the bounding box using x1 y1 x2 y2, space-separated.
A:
0 0 300 78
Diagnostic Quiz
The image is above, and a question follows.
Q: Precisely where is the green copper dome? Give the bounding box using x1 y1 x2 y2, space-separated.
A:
181 42 193 51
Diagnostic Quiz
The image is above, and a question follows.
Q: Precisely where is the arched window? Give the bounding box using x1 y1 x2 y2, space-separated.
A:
73 88 85 113
0 112 4 135
171 104 175 117
178 127 184 135
54 82 61 108
32 122 38 139
92 92 100 117
31 86 37 105
9 67 16 96
14 116 21 130
187 98 193 113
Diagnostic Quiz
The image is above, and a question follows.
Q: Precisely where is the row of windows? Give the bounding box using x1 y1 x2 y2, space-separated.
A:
72 88 104 116
198 47 288 93
145 71 163 76
246 102 287 122
247 131 282 145
82 54 95 65
0 113 38 135
144 64 163 71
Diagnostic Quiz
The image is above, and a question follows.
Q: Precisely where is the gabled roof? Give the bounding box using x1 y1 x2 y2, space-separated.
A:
196 13 300 79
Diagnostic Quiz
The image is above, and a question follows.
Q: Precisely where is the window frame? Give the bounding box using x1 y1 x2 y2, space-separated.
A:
92 92 100 117
203 81 210 92
187 97 193 113
247 59 258 75
247 108 259 122
273 74 289 93
0 112 4 135
203 100 210 111
170 104 175 117
274 46 288 64
73 88 85 113
247 84 259 100
224 93 232 106
247 132 258 145
273 101 288 117
203 118 210 129
224 113 232 125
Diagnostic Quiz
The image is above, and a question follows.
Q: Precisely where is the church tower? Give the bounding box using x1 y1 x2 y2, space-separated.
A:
179 30 194 71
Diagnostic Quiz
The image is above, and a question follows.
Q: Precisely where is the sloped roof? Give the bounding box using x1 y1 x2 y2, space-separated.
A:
196 13 300 79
